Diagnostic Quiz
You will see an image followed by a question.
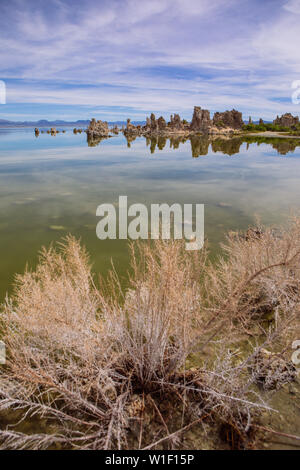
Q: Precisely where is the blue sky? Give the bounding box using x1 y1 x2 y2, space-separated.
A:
0 0 300 121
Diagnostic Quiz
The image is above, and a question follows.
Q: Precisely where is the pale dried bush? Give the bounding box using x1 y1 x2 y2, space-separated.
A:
101 240 207 388
0 219 299 450
203 218 300 345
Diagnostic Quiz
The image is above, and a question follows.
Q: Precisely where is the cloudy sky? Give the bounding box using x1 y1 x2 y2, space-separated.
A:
0 0 300 121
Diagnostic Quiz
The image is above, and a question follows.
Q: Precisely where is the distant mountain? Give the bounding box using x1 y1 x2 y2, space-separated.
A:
107 121 146 126
0 119 14 125
0 119 91 127
0 119 146 128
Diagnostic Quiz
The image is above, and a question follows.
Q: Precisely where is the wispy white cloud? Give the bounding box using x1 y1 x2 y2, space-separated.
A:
0 0 300 120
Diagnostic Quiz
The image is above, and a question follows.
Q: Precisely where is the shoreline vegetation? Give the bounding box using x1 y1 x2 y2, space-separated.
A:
0 219 299 450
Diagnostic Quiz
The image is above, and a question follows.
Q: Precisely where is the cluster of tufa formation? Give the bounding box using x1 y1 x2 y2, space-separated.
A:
273 113 299 128
34 108 300 144
83 106 252 144
168 113 185 131
111 124 119 134
124 118 143 136
145 113 186 133
34 127 67 136
212 109 244 130
121 106 244 139
86 118 109 139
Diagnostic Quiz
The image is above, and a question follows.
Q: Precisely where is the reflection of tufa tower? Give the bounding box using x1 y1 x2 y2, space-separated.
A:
190 135 210 157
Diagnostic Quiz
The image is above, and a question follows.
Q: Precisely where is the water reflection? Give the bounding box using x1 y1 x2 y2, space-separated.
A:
28 127 300 156
143 135 300 157
86 132 300 156
87 133 108 147
1 128 300 299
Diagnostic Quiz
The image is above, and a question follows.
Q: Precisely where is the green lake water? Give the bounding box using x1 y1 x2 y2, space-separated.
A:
1 128 300 300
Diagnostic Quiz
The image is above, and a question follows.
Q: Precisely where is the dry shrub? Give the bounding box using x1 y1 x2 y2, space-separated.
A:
102 240 207 388
203 219 300 344
0 219 300 450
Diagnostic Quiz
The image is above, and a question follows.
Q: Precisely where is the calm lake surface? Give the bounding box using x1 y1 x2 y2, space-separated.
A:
1 127 300 299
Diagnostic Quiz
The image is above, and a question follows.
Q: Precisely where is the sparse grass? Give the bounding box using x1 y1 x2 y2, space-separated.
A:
0 219 300 450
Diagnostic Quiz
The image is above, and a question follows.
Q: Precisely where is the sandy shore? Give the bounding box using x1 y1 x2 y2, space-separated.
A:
242 131 300 139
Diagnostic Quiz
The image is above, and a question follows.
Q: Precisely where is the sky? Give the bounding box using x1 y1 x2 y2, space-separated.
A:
0 0 300 122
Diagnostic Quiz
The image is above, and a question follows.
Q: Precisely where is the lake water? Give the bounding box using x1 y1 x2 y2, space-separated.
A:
1 127 300 299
